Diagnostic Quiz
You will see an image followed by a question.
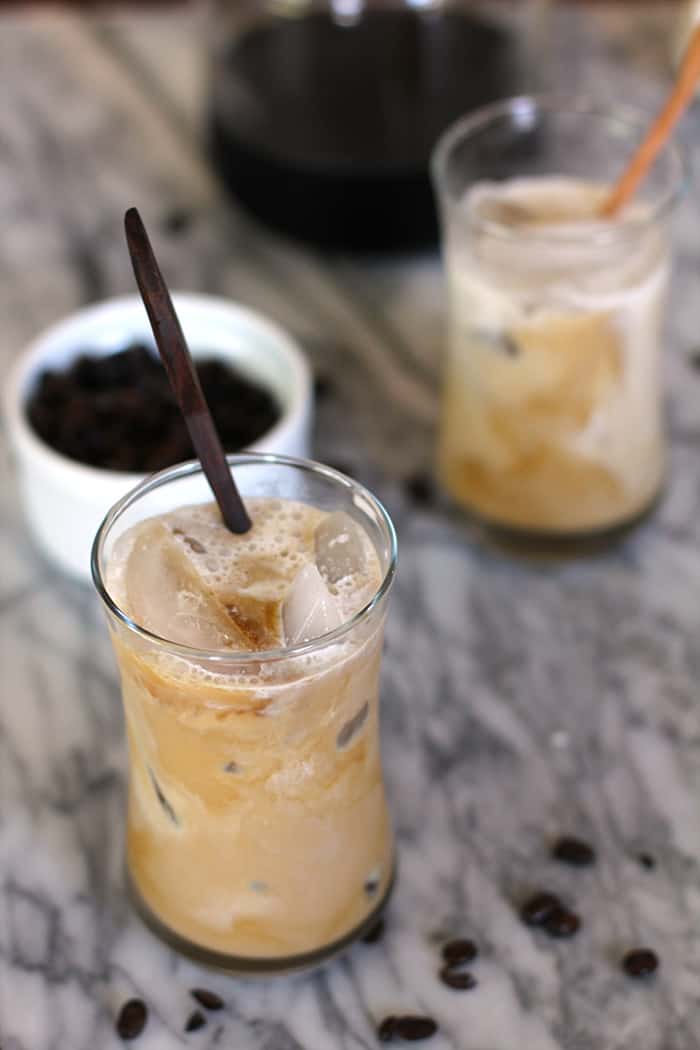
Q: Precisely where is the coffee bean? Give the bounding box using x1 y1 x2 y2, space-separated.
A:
552 836 596 867
520 892 562 927
161 207 193 235
36 371 70 405
115 999 148 1040
25 347 281 472
362 918 385 944
403 473 434 507
72 354 106 391
441 938 478 965
439 966 477 991
185 1010 206 1032
543 907 581 938
637 853 656 871
377 1015 397 1041
313 374 334 400
190 988 224 1010
622 948 659 978
394 1016 438 1041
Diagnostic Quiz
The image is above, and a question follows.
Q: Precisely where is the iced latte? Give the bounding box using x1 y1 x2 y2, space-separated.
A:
437 176 670 534
432 98 683 538
93 457 397 973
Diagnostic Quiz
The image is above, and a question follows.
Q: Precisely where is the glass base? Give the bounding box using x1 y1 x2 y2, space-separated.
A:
126 865 396 976
449 487 663 558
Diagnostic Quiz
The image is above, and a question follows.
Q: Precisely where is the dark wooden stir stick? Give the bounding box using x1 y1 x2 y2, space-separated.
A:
124 207 251 533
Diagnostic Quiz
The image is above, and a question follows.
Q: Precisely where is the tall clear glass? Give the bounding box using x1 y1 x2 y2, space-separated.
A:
92 454 397 974
431 96 685 539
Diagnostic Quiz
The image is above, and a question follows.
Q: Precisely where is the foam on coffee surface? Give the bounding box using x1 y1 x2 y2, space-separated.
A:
107 499 380 654
467 177 665 295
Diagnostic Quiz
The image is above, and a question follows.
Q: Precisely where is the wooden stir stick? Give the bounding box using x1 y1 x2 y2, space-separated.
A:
600 24 700 218
124 207 252 534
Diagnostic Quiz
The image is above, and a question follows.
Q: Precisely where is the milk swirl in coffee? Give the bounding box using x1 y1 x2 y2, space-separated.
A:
438 176 670 534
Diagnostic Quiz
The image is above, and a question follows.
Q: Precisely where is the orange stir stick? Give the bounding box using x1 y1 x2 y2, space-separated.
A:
600 23 700 218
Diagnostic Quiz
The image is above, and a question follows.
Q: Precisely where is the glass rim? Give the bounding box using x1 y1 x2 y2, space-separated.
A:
430 94 688 246
91 452 398 665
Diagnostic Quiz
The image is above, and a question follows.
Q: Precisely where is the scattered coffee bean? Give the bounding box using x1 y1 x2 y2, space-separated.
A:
190 988 224 1011
637 853 656 871
552 836 596 867
313 374 334 400
161 207 193 235
377 1015 398 1041
394 1015 439 1041
520 892 562 928
403 473 434 507
362 918 385 944
115 999 148 1040
441 938 478 965
543 907 581 939
185 1010 206 1032
439 966 477 991
622 948 659 978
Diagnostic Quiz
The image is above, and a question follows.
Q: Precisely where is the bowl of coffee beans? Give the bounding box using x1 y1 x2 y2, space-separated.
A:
4 293 312 581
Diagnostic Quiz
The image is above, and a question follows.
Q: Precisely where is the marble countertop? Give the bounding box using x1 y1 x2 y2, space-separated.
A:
3 4 700 1048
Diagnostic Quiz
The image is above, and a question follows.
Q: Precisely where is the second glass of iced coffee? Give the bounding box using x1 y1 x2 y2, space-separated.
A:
92 454 397 974
432 97 685 539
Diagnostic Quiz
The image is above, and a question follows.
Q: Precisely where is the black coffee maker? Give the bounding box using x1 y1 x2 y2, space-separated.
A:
208 0 537 253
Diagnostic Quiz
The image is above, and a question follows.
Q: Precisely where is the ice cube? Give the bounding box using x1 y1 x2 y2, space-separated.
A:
283 563 343 646
125 521 258 651
314 512 367 586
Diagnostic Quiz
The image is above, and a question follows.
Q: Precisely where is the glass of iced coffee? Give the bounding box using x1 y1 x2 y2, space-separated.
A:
92 454 397 973
431 97 685 539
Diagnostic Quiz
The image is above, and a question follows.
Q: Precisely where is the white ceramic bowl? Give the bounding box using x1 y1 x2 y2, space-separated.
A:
3 293 313 582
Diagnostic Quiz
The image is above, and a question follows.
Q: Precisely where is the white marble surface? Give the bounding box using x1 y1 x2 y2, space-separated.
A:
3 4 700 1048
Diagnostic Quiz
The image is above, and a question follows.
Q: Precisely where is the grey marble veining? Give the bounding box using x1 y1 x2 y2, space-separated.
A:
3 5 700 1048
